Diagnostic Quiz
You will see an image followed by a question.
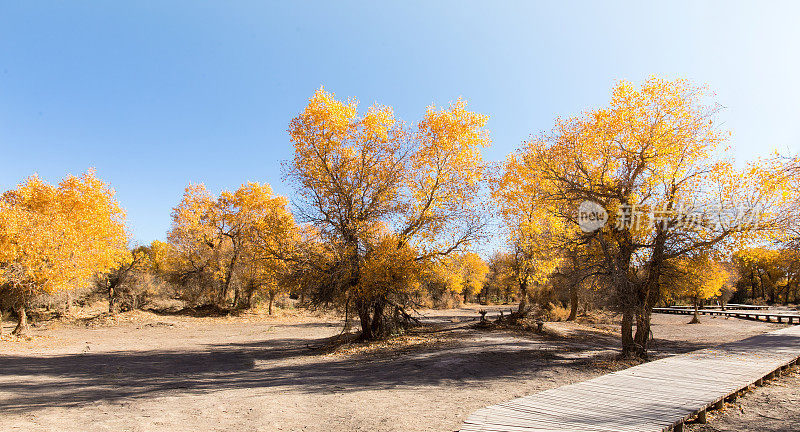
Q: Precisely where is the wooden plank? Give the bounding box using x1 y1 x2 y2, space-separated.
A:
652 307 800 323
460 325 800 432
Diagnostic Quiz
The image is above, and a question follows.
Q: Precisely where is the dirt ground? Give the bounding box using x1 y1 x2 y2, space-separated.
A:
688 368 800 432
0 306 792 432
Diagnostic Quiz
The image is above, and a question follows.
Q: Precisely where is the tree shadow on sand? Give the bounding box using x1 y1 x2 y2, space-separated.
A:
0 322 722 413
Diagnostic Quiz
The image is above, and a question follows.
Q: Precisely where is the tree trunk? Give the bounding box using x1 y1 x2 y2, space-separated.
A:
784 286 790 305
12 305 28 336
233 285 241 310
620 310 635 358
65 291 73 316
220 253 238 308
517 280 529 315
108 284 116 313
370 301 386 338
247 289 255 310
0 309 5 336
690 298 700 324
634 311 653 358
268 292 275 315
567 284 578 321
356 300 373 340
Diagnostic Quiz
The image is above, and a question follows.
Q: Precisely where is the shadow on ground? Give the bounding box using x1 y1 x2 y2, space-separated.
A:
0 318 726 414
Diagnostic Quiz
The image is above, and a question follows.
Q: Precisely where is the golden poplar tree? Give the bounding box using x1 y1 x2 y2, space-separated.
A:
166 182 297 310
0 171 127 335
498 77 792 357
287 88 490 339
664 255 729 323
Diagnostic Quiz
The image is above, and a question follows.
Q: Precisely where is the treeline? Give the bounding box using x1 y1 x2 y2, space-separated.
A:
728 248 800 304
116 181 492 316
0 174 492 336
2 78 799 359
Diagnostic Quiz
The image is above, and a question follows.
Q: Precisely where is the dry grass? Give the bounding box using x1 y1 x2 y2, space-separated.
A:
540 305 572 321
320 332 454 358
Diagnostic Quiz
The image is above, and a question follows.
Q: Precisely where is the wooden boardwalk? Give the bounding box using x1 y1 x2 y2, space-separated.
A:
665 304 770 311
461 325 800 432
654 307 800 324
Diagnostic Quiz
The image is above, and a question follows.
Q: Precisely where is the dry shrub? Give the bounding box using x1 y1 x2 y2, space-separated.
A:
410 289 462 309
115 273 177 311
536 304 571 322
410 291 434 309
435 291 463 309
576 309 619 325
274 293 295 310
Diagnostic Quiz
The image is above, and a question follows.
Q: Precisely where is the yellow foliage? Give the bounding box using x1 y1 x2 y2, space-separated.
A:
498 77 793 286
0 171 128 298
359 235 423 299
457 252 489 297
288 88 489 252
666 255 729 303
166 181 298 306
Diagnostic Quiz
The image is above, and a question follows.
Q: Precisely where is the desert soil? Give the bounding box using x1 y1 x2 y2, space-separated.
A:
0 306 793 432
687 368 800 432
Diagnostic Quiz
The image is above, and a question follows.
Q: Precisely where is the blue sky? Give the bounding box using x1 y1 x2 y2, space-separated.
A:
1 1 798 245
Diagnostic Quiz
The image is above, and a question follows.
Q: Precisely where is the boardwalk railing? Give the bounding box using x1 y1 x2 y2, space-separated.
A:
653 307 800 324
461 326 800 432
665 304 770 311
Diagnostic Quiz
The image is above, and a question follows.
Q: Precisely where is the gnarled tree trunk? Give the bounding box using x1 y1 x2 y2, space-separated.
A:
268 291 276 315
517 280 529 316
12 305 28 336
634 311 653 358
690 297 700 323
356 299 373 340
620 309 635 358
567 284 579 321
370 301 386 338
233 285 241 310
108 283 117 313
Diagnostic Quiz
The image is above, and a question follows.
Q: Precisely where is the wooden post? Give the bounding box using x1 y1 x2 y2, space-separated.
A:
697 409 707 424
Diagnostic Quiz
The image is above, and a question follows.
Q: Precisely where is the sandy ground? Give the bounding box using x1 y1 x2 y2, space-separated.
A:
688 368 800 432
0 307 791 432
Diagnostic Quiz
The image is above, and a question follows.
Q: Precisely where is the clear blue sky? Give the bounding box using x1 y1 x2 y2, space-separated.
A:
1 1 798 245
